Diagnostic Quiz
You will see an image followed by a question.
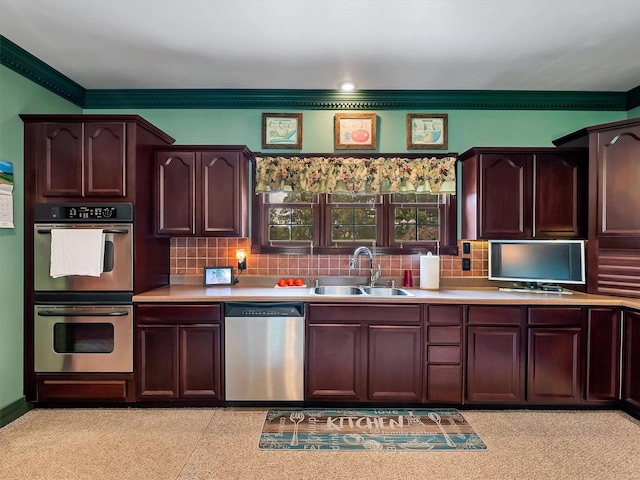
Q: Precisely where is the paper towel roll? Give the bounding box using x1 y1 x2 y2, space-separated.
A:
419 253 440 290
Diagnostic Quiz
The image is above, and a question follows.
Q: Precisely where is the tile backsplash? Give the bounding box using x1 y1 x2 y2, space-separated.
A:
171 238 488 278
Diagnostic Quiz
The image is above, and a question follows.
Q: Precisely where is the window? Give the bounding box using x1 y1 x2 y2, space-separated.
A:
253 192 457 255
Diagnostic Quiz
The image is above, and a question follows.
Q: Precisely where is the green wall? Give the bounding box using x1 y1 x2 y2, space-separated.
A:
84 108 624 152
629 106 640 118
0 65 80 410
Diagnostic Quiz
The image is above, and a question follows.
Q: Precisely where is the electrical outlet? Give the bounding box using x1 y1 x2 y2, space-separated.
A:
463 242 471 254
462 258 471 271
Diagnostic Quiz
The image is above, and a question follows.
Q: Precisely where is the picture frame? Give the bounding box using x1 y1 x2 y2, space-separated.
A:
334 113 377 150
406 113 448 150
203 266 234 286
262 113 303 149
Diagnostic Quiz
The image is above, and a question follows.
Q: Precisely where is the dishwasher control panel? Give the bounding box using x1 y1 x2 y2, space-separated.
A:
225 302 304 318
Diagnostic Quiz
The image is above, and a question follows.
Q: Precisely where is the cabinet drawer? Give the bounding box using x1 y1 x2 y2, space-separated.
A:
428 345 461 364
38 380 131 402
428 326 461 344
308 304 420 323
528 307 583 325
468 306 524 325
136 304 221 324
428 305 462 325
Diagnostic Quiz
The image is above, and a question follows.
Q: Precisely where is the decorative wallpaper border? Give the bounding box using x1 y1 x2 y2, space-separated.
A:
2 35 638 111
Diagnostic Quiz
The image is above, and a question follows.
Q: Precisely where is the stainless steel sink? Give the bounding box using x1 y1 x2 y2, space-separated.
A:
309 285 414 297
361 286 413 296
310 286 364 295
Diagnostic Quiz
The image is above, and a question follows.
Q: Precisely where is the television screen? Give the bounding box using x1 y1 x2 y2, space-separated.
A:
488 240 585 285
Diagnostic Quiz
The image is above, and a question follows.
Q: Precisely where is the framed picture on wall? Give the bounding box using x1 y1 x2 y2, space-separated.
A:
406 113 448 150
334 113 377 150
262 113 303 149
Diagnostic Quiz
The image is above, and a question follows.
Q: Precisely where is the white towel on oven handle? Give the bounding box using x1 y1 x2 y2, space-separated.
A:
50 229 105 278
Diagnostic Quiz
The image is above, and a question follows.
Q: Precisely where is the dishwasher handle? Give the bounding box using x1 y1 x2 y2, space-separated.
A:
224 302 304 318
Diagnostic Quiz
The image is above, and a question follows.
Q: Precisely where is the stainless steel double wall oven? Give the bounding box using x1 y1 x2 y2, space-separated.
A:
33 203 135 374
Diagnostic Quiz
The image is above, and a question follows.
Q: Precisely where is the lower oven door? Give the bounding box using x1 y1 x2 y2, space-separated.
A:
34 305 133 373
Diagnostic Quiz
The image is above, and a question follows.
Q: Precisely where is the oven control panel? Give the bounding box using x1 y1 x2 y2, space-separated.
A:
35 203 134 223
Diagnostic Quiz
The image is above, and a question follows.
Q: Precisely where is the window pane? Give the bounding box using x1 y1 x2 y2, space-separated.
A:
265 192 312 204
291 208 313 224
394 207 439 242
269 225 291 241
332 225 354 242
354 208 376 224
393 193 439 203
291 226 313 241
355 225 376 240
268 206 313 242
330 193 379 204
269 208 291 225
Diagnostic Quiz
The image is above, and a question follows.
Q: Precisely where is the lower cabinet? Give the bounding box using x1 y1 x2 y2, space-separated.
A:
306 304 422 402
623 309 640 416
425 305 463 403
466 307 526 403
136 304 223 402
527 307 584 404
586 308 621 403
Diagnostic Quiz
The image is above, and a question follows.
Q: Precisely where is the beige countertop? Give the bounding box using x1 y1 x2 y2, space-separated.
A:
133 284 640 309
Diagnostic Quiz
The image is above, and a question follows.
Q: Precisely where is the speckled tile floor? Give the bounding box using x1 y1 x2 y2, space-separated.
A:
1 408 639 480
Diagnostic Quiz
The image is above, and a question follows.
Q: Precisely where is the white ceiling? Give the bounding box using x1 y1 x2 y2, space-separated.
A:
1 0 639 92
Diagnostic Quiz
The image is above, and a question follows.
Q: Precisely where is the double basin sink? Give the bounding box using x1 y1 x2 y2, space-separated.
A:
309 285 414 297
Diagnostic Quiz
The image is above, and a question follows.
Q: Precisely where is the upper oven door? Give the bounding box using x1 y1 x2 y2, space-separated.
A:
34 223 133 292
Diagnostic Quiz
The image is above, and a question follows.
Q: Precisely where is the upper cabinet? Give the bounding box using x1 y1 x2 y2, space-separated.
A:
155 146 253 237
21 115 175 204
554 118 640 298
459 147 587 240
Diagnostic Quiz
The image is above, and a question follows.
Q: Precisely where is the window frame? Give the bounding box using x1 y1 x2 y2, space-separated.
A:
250 153 459 255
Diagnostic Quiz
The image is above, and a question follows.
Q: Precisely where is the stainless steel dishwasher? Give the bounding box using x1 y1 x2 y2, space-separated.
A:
224 302 305 402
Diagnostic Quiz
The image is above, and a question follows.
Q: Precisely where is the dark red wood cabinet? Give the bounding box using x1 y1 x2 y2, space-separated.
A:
306 304 423 403
586 308 621 403
466 306 526 403
527 307 584 404
425 305 463 403
155 146 252 237
136 304 223 402
623 309 640 417
459 148 586 240
553 118 640 298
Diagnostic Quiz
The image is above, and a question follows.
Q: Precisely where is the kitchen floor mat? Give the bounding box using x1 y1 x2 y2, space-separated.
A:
258 408 487 451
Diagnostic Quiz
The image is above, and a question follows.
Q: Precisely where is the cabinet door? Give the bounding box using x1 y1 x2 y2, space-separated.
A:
596 125 640 237
179 325 222 399
467 326 524 403
623 310 640 416
534 152 585 238
368 325 422 402
40 123 83 197
306 324 364 401
479 153 531 239
527 328 583 403
587 308 621 402
201 151 247 237
137 325 179 399
156 151 197 235
84 122 126 197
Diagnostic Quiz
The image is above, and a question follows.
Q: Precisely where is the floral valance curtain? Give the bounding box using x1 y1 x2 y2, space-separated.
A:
255 156 457 195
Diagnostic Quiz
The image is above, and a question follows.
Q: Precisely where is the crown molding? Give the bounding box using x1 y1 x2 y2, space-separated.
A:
83 88 629 111
2 34 636 111
0 35 85 107
627 85 640 110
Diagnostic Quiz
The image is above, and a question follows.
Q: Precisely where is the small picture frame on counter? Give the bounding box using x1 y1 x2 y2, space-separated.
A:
203 266 235 286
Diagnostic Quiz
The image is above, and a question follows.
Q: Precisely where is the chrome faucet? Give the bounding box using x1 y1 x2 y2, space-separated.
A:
349 246 381 287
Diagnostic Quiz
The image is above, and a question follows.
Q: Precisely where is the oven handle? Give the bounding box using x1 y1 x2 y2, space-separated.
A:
37 310 130 317
37 229 129 235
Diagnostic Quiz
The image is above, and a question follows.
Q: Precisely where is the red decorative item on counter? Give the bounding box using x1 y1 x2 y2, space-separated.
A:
403 269 413 287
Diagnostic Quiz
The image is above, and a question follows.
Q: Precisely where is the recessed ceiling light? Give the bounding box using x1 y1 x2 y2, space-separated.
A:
338 81 358 92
